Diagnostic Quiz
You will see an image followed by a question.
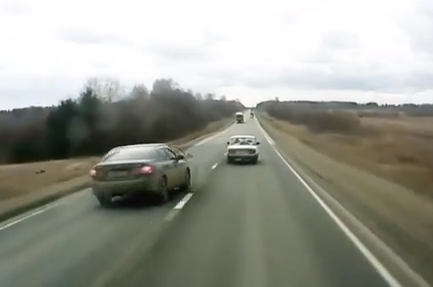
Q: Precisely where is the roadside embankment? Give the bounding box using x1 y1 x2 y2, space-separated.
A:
258 113 433 285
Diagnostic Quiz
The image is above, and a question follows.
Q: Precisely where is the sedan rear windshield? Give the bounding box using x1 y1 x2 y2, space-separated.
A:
230 137 256 145
102 148 157 162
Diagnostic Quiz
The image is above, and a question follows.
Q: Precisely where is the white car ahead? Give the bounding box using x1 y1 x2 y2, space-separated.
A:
226 135 260 164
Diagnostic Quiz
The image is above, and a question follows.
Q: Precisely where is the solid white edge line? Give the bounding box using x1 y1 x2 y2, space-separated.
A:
0 198 66 231
0 189 91 231
255 117 420 287
0 208 51 231
296 164 431 287
275 149 402 287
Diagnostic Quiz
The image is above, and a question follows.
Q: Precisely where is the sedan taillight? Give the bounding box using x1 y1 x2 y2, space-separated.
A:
132 164 154 175
90 169 97 177
140 165 153 174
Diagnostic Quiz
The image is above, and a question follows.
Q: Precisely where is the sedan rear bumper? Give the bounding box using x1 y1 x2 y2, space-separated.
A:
91 177 159 197
226 153 258 161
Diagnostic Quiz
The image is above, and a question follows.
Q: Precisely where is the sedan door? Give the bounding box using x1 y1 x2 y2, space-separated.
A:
159 148 182 188
171 146 189 182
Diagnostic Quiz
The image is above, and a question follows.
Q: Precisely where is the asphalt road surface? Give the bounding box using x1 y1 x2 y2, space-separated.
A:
0 115 422 287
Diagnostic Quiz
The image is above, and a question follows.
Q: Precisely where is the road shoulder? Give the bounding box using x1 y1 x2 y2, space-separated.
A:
257 114 433 287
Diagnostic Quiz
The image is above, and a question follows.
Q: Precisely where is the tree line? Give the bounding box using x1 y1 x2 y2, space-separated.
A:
0 78 244 163
256 100 433 134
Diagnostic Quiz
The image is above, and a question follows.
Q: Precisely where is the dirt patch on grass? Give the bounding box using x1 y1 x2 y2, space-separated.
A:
0 118 231 201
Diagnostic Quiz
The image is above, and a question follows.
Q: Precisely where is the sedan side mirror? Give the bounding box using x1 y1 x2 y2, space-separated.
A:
256 141 260 145
227 141 230 145
176 154 185 160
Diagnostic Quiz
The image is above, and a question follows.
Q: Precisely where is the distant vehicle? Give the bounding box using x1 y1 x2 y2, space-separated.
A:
235 112 244 123
226 135 260 164
90 143 193 207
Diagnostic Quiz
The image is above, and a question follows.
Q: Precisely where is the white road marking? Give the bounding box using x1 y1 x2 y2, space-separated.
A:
0 199 65 231
165 161 221 221
0 208 53 231
174 192 194 210
164 210 179 221
255 118 430 287
165 192 194 221
0 189 87 231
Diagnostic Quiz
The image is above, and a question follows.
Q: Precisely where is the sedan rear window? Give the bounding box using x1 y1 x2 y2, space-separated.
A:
230 137 256 145
102 147 158 162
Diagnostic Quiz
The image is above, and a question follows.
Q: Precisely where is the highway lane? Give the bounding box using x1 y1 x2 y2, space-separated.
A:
102 118 397 287
0 115 418 287
0 122 238 287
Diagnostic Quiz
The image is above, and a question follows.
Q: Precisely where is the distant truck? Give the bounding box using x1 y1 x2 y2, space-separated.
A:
235 112 244 123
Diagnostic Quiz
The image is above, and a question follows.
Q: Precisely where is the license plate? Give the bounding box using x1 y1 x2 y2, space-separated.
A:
108 171 128 177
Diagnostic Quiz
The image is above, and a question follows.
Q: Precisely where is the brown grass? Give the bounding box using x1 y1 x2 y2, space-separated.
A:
264 112 433 198
0 118 231 200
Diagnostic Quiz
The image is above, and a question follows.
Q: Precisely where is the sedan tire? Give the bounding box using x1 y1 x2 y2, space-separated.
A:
181 169 192 192
94 191 114 208
157 176 170 204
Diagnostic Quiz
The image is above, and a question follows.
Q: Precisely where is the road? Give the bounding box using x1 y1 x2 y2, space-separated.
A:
0 115 416 287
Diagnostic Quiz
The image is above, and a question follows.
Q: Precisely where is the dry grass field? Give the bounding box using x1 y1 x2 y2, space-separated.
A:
260 111 433 284
264 112 433 199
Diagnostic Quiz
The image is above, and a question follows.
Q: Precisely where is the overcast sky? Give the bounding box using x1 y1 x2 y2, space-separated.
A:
1 0 433 108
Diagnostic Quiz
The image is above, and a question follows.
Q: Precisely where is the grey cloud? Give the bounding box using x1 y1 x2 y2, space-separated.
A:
147 44 211 62
147 52 428 93
0 0 30 16
320 30 360 50
91 61 112 71
143 40 217 65
202 30 229 46
143 29 227 64
234 64 433 93
229 28 430 93
302 31 360 65
55 27 131 45
404 71 433 91
401 1 433 55
0 77 84 109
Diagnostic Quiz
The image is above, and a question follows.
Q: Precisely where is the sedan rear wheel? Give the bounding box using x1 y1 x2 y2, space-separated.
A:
158 177 169 204
94 191 114 208
182 169 192 192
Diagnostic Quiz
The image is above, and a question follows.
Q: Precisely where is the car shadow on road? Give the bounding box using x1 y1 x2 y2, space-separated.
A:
226 160 265 166
95 188 191 211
